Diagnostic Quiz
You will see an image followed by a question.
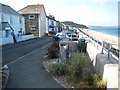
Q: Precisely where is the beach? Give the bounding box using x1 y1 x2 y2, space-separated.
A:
81 29 119 48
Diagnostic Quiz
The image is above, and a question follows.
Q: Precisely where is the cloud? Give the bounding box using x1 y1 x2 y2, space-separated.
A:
0 0 117 26
92 0 108 5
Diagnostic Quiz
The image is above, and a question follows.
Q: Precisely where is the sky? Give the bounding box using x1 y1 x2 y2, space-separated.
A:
0 0 119 26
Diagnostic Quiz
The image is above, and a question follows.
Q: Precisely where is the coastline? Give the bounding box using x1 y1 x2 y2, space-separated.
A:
81 29 118 48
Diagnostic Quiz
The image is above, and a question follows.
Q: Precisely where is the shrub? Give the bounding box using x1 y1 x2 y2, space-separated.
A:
49 64 68 76
67 52 87 83
84 73 107 88
47 42 59 59
76 81 89 88
96 80 107 88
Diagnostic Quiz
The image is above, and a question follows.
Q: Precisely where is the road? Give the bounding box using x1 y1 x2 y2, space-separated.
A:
2 37 64 88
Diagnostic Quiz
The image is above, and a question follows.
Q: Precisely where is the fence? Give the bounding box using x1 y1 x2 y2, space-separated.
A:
79 29 119 59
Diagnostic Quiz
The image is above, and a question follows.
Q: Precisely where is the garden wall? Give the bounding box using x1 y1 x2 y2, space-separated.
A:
0 34 34 45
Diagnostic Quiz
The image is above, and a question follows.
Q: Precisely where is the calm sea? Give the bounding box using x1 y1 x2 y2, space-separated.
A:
89 26 119 37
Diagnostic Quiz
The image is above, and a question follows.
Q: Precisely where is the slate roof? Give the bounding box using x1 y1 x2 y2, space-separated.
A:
46 16 56 21
18 4 45 14
0 22 13 30
0 3 22 17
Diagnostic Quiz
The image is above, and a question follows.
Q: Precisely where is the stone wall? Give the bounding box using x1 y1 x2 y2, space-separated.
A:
59 39 78 63
23 14 39 37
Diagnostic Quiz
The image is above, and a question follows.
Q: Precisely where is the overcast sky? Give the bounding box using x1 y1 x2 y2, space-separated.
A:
0 0 119 26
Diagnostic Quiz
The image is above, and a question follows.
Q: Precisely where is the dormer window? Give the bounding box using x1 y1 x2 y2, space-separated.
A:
29 15 35 19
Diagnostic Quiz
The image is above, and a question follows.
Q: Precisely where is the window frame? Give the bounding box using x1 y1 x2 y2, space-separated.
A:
29 14 35 19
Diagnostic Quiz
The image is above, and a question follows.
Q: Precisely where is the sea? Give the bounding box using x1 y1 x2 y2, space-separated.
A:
89 26 119 37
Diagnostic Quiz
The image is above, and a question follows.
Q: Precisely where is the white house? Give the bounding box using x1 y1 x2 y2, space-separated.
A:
18 4 46 37
0 3 25 45
46 15 63 35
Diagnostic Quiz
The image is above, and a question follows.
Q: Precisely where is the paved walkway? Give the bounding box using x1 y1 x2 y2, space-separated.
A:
4 38 64 88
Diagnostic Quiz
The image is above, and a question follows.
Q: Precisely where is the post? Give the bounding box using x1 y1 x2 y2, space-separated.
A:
101 41 104 54
108 43 111 59
96 40 99 50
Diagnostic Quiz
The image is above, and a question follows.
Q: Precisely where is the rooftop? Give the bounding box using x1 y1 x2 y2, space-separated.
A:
0 3 22 17
18 4 45 14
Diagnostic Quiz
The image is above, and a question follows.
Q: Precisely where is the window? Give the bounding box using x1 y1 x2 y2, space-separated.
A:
0 15 2 22
17 28 23 35
18 31 22 34
29 15 35 19
1 14 4 21
5 30 10 38
20 28 23 31
19 18 22 24
30 25 36 31
30 27 36 31
10 16 12 24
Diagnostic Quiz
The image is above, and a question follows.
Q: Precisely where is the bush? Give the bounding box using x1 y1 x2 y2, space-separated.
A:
76 81 89 88
84 73 107 88
49 64 68 76
96 80 107 88
47 42 59 59
67 52 87 83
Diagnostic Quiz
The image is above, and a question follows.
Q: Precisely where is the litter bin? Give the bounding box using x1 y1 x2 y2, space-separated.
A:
78 38 87 53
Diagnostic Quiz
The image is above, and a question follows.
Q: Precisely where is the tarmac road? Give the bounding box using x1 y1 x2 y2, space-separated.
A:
2 37 64 88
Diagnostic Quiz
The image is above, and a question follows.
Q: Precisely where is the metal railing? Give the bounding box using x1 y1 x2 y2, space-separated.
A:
79 29 119 58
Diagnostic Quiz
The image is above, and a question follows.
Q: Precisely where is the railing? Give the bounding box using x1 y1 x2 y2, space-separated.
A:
79 29 119 59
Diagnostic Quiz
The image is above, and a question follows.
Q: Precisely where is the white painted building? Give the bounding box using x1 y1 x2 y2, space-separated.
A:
46 15 63 35
0 3 25 45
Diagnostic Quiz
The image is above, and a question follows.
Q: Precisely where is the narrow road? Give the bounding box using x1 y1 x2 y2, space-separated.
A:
2 37 51 65
2 37 64 88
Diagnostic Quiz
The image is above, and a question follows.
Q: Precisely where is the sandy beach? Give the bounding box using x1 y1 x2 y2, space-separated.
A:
81 29 119 48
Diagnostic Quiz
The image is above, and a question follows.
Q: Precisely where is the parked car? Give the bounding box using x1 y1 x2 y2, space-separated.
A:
66 33 78 41
53 33 66 41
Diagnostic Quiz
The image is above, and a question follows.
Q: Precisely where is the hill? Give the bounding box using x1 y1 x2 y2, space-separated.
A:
62 21 88 29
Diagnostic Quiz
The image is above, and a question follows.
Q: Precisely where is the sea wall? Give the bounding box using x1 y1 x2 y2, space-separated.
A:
87 40 118 89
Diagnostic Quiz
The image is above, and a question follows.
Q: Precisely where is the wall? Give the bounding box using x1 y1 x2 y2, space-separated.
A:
20 34 34 41
46 17 48 34
103 64 118 88
59 39 78 63
0 34 34 45
1 13 25 35
54 20 57 33
0 35 13 45
86 39 118 89
39 7 46 37
23 14 39 37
